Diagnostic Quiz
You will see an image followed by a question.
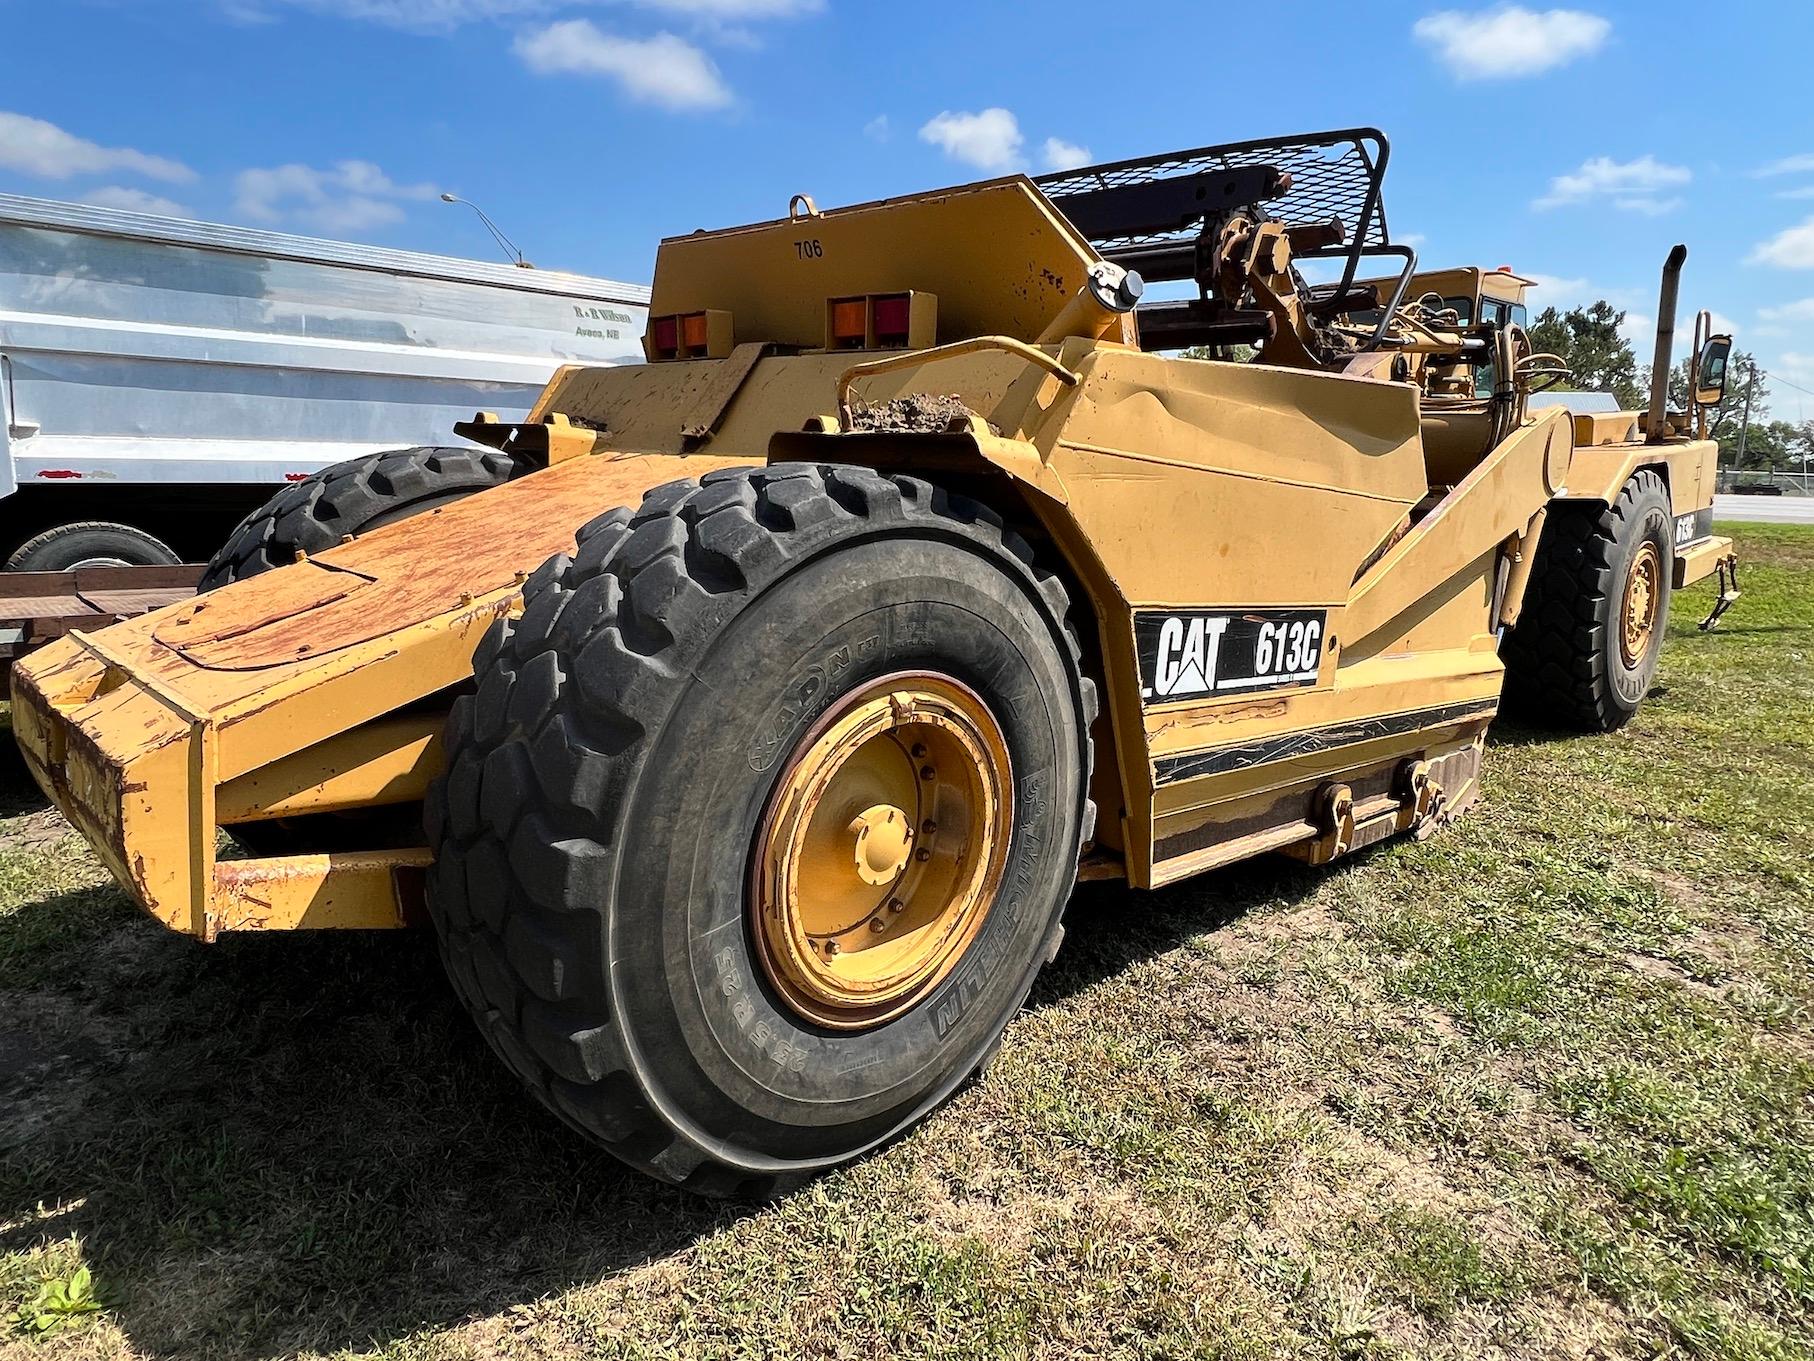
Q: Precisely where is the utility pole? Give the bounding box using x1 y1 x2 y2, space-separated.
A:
1735 364 1757 485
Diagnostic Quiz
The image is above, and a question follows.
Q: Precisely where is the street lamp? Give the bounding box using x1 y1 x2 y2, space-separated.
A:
440 193 534 269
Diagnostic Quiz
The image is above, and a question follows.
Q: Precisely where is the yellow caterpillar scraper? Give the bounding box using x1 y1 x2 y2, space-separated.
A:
12 130 1730 1194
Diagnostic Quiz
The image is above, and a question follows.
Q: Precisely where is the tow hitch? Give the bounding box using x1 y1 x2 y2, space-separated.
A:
1700 553 1741 631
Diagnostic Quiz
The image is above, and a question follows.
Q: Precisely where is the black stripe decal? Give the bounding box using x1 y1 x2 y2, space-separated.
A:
1153 699 1498 786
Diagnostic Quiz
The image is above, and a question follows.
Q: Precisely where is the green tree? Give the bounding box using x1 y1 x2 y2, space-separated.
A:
1526 301 1643 407
1731 419 1805 471
1179 343 1257 363
1661 347 1767 460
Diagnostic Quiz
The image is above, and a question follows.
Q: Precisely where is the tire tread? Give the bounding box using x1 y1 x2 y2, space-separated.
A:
428 463 1098 1193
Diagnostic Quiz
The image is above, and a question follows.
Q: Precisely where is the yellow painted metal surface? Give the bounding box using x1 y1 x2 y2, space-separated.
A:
13 452 743 936
14 171 1598 933
215 714 442 823
647 178 1098 354
1675 534 1735 589
1563 437 1717 513
213 849 433 933
751 674 1011 1031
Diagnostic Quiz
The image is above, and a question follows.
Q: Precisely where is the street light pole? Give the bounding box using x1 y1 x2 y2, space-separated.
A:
440 193 534 269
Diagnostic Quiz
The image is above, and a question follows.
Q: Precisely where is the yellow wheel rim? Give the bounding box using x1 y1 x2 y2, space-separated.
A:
751 673 1012 1031
1620 541 1663 668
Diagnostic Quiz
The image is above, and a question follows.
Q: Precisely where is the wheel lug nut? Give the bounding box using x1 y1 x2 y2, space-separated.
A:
825 940 839 956
887 897 905 914
870 918 886 933
916 847 932 862
920 765 935 781
921 819 937 835
911 743 928 759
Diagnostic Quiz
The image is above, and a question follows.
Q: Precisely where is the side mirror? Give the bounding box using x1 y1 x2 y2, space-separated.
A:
1695 335 1733 407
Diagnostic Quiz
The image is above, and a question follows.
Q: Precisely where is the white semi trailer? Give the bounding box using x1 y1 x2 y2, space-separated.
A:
0 193 648 569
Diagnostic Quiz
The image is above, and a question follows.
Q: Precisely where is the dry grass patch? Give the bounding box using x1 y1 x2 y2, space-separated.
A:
1 524 1810 1360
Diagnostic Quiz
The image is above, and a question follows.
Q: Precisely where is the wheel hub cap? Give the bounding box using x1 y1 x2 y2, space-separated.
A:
751 673 1012 1031
1620 542 1663 668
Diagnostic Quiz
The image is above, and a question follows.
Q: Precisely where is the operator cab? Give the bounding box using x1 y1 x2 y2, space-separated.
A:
1034 129 1417 369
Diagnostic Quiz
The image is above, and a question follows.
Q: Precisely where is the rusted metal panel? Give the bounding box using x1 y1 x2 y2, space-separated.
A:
211 849 433 934
0 564 204 678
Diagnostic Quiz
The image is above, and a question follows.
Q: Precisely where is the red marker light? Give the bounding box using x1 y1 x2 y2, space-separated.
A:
872 294 912 345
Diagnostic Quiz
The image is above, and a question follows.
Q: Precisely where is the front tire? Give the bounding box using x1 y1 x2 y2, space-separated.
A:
425 464 1096 1193
201 444 526 591
205 445 528 853
1502 470 1674 732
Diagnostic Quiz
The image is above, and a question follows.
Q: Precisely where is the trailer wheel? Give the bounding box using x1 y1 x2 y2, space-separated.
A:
426 464 1097 1194
1502 470 1674 732
6 522 181 572
201 444 527 591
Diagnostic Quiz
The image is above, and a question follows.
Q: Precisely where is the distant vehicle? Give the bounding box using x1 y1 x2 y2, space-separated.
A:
0 193 648 569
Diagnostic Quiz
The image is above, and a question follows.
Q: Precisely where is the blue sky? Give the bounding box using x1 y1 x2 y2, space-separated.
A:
2 0 1812 421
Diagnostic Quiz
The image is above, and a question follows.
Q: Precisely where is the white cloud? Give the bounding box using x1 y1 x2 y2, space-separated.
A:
630 0 820 14
1613 195 1683 217
1619 312 1654 352
244 0 564 25
1778 352 1814 386
229 0 819 29
1533 154 1690 214
1779 186 1814 202
919 108 1023 173
1524 272 1592 305
1041 137 1092 173
0 111 194 184
863 114 890 142
1758 298 1814 325
1413 6 1610 80
235 160 438 234
515 21 730 110
79 186 195 218
1695 309 1739 340
1641 309 1738 349
1749 218 1814 270
1755 153 1814 178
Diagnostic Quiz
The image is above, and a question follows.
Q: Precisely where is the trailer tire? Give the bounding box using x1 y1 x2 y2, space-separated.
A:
426 463 1097 1194
200 444 527 591
6 522 182 572
1502 470 1674 732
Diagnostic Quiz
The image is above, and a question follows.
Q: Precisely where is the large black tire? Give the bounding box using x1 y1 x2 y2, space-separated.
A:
1502 470 1674 732
206 445 526 853
6 521 181 571
425 463 1097 1194
201 444 525 591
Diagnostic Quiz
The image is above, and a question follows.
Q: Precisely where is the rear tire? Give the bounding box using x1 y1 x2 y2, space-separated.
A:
425 463 1097 1194
6 521 181 572
1502 470 1674 732
201 444 526 591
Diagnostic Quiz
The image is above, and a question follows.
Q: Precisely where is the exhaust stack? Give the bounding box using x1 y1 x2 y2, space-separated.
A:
1646 244 1688 443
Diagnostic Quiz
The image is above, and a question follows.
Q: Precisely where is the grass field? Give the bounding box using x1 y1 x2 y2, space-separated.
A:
2 524 1809 1361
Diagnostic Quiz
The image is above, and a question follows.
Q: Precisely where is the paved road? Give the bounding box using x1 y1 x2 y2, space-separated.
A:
1713 494 1814 524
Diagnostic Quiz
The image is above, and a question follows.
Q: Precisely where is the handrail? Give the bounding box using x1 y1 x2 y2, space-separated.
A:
835 337 1080 426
